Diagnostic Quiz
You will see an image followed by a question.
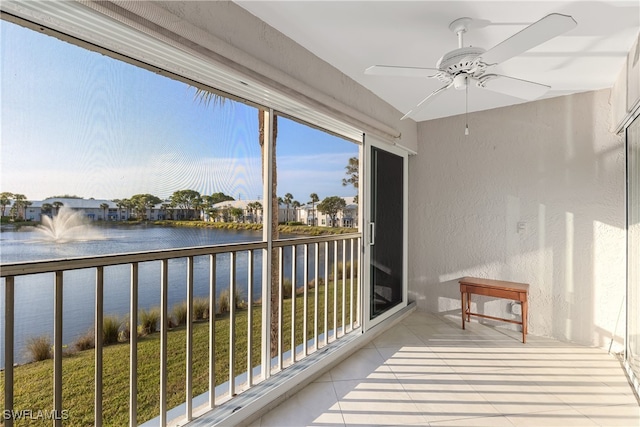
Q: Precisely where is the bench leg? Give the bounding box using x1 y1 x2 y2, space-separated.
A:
522 299 528 344
461 291 465 330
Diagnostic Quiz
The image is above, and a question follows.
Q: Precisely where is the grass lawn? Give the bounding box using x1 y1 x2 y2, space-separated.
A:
0 279 358 426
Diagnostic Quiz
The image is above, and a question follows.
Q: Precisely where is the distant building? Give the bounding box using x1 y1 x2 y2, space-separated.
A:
298 196 358 228
26 198 119 222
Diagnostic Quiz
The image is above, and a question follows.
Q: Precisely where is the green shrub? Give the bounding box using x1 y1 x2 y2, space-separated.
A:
172 301 188 326
103 315 121 345
119 318 131 342
331 260 359 280
282 279 293 299
307 277 325 289
218 290 230 314
139 307 160 335
25 335 52 362
74 330 95 351
218 289 244 314
194 297 209 320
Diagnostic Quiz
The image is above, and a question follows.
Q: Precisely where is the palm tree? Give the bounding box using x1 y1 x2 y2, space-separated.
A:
196 88 280 356
309 193 319 226
11 194 27 220
22 200 32 220
100 203 109 221
283 193 293 222
52 201 64 216
0 192 13 217
292 200 301 223
41 203 53 218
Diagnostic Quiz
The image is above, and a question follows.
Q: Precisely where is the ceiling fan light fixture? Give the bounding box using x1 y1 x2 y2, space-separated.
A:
453 73 468 90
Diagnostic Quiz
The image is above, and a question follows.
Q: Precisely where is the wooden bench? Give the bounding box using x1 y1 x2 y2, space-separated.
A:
459 277 529 343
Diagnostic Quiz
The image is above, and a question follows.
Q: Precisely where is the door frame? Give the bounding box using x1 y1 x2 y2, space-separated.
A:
362 135 409 332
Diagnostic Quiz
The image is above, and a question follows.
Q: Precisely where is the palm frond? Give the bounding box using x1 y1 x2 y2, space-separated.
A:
193 87 226 108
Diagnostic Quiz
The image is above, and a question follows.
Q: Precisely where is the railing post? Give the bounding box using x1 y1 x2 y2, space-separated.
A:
229 252 236 396
247 250 253 386
4 276 14 427
313 242 318 351
277 247 284 370
342 239 346 337
303 244 308 356
290 245 296 364
160 260 168 426
209 254 216 409
186 256 194 421
350 238 355 331
333 241 338 342
323 241 329 347
357 237 362 328
95 267 104 427
54 270 63 427
130 263 138 426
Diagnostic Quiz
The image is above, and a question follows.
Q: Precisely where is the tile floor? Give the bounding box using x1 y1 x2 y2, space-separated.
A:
249 312 640 426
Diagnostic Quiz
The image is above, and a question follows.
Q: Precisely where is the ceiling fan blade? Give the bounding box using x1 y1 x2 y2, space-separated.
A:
479 13 577 66
479 74 550 100
365 65 440 78
401 83 453 120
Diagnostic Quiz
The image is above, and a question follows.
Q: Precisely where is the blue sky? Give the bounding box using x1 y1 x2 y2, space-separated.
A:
0 20 358 204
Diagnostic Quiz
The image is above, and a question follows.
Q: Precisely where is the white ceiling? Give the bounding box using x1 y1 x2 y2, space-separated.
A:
236 1 639 122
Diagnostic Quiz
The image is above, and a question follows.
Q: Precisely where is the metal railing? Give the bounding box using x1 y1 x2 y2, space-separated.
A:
1 233 361 426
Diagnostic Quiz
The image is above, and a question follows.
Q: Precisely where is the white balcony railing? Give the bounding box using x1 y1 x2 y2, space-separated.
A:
1 233 361 427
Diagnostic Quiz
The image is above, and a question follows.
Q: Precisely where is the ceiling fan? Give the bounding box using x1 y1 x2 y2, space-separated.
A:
365 13 577 123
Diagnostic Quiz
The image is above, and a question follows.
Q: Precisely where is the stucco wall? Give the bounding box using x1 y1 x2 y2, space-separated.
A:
409 89 626 349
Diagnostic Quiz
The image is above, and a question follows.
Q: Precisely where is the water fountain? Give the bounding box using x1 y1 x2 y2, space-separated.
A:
35 207 105 242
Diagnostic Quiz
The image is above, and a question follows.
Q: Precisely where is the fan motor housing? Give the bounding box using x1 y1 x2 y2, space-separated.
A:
437 46 486 74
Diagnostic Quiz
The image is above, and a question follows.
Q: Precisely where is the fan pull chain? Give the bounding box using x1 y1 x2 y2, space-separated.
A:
465 78 469 136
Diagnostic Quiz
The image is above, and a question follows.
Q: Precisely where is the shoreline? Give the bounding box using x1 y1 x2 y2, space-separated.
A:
0 219 357 236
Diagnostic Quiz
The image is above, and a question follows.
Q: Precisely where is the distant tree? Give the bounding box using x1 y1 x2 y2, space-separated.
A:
170 189 201 220
52 201 64 215
207 207 219 222
160 203 172 220
317 196 346 227
22 201 32 220
0 192 13 217
246 201 262 223
47 194 82 199
309 193 319 226
283 193 294 222
11 194 27 220
342 156 359 189
41 203 53 217
114 199 126 220
130 194 162 220
291 200 301 222
121 199 132 220
100 203 109 220
230 207 244 222
209 192 234 205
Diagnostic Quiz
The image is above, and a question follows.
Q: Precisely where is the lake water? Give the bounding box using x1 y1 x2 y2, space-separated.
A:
0 224 332 367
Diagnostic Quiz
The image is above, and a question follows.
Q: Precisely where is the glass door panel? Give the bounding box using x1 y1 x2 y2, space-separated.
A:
370 147 404 318
364 137 407 329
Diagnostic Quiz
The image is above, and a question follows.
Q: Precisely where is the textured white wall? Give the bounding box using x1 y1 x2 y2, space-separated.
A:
409 89 626 349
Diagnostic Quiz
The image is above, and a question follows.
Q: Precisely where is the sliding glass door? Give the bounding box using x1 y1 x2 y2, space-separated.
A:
364 136 408 329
